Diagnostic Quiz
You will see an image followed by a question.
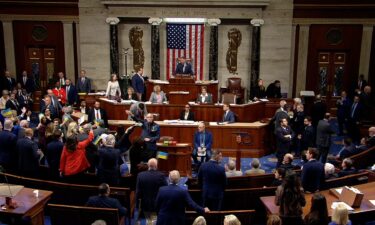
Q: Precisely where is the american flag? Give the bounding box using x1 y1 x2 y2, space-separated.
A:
166 24 204 80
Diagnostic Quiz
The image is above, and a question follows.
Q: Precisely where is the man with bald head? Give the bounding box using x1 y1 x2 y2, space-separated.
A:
192 122 213 165
156 170 209 225
17 128 42 177
136 158 167 223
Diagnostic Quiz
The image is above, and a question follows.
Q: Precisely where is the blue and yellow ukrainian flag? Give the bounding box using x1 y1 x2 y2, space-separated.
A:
157 151 168 160
1 109 12 118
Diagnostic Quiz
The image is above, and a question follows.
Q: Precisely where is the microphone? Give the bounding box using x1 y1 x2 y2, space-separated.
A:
0 166 19 209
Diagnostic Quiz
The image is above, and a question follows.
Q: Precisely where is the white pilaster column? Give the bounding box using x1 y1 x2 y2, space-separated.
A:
2 20 16 76
75 22 80 83
295 24 310 95
359 25 373 80
63 21 75 81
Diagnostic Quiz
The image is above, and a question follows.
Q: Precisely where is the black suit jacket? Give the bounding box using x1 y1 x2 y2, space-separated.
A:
275 125 294 152
46 140 64 178
5 99 20 114
316 119 334 147
198 160 227 200
65 84 78 105
301 159 325 192
88 108 109 128
86 195 127 217
301 125 315 150
136 169 168 212
17 137 40 176
0 130 18 169
1 77 16 92
179 111 195 121
310 101 327 127
18 77 35 93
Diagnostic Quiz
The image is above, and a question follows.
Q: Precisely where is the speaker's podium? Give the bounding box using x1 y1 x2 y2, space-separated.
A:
169 74 195 84
157 143 192 177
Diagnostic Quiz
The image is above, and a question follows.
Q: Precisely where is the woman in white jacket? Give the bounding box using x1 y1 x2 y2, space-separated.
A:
105 74 121 100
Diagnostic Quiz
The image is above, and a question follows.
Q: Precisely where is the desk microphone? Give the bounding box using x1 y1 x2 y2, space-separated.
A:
0 166 18 209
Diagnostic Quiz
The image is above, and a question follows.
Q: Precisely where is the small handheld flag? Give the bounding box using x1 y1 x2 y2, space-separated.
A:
157 151 168 160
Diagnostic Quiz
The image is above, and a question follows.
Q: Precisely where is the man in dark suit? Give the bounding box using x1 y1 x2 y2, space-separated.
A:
337 158 357 177
88 100 109 128
57 72 66 87
275 118 294 167
65 79 78 106
17 89 33 109
198 150 226 211
175 57 194 76
86 183 127 217
46 129 64 179
301 148 325 193
132 67 145 101
192 122 213 165
271 100 289 129
132 113 160 154
76 69 92 93
368 126 375 148
347 95 362 144
179 104 195 121
156 170 209 225
97 134 121 185
316 113 335 163
18 70 35 94
266 80 282 98
310 94 327 129
336 91 351 136
299 116 315 151
40 95 58 119
17 128 41 177
136 158 167 221
2 70 16 92
222 103 235 123
5 93 20 114
0 119 17 170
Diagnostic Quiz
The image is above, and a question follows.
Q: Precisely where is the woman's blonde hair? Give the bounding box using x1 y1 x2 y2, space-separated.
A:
224 214 241 225
67 121 78 137
331 202 349 225
192 216 206 225
267 215 282 225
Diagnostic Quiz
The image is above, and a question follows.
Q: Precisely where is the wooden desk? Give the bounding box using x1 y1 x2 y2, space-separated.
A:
157 143 192 177
99 98 266 122
0 188 52 225
108 120 270 157
146 80 219 104
260 182 375 223
78 93 105 107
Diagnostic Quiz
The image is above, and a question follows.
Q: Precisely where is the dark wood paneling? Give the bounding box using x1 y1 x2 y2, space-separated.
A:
13 21 65 80
0 22 5 73
305 25 363 94
0 1 78 16
292 25 299 97
293 0 375 18
369 26 375 87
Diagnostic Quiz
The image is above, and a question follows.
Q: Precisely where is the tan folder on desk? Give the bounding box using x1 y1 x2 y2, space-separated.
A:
339 186 364 208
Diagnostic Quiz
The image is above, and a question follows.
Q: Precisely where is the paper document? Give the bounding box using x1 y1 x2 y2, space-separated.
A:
331 202 354 211
335 188 343 194
369 200 375 206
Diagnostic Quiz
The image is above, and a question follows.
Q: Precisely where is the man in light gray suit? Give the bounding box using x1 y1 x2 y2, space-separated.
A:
77 69 92 93
316 113 335 164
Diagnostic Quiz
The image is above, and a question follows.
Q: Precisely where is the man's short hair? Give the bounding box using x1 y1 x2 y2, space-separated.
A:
169 170 180 184
324 113 331 120
251 158 261 169
308 148 319 159
342 158 353 168
19 120 29 128
284 153 293 163
211 149 221 160
4 119 13 130
305 116 312 122
98 183 109 195
148 158 158 170
24 128 34 137
139 102 145 110
105 134 116 147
